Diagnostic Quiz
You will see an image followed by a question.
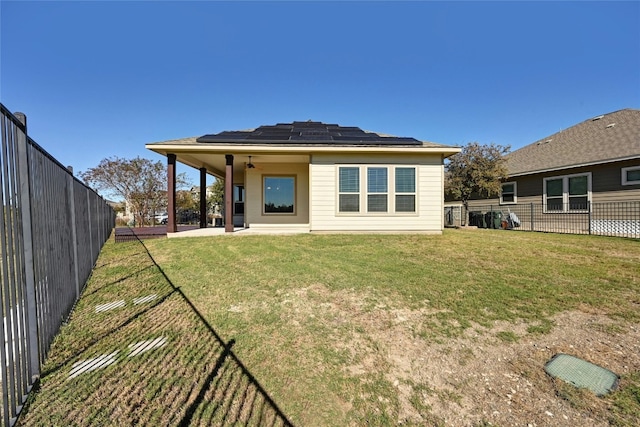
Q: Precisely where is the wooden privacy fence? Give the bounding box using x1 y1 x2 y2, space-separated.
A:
0 103 114 426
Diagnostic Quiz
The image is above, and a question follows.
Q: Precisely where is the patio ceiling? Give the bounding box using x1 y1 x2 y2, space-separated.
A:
145 138 310 178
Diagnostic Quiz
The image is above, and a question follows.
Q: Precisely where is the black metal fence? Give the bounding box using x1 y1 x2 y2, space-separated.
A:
0 103 114 426
445 202 640 239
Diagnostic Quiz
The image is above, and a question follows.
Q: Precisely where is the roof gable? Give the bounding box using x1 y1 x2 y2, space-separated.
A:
507 109 640 176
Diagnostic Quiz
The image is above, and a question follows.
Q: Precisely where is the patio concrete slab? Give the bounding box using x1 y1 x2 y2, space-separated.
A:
167 225 310 238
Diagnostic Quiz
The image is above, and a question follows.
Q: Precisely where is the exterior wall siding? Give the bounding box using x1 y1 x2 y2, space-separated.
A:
591 159 640 193
310 153 444 232
591 188 640 202
245 163 310 226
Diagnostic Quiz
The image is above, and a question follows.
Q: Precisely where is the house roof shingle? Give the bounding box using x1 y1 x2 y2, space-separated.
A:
506 109 640 176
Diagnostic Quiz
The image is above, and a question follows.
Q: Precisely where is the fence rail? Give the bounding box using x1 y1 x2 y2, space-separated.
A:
0 103 114 426
445 202 640 239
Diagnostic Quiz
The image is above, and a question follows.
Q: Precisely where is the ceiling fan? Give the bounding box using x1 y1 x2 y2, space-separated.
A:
246 156 256 169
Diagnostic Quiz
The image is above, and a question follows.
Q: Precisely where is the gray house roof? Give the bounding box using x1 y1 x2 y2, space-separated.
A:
507 109 640 177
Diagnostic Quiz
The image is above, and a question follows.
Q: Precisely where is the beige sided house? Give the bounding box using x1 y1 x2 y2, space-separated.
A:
146 121 461 234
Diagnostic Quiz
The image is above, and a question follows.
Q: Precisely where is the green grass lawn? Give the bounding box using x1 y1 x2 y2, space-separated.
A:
18 229 640 426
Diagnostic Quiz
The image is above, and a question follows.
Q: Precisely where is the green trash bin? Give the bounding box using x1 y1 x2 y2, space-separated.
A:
494 211 503 229
485 211 502 229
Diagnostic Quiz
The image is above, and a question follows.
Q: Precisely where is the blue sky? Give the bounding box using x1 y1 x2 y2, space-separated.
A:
2 1 639 186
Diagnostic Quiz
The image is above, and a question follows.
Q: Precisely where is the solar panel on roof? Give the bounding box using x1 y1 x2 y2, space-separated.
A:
254 135 292 140
290 135 333 141
301 130 330 135
339 131 370 137
267 131 295 135
196 121 426 145
336 136 376 141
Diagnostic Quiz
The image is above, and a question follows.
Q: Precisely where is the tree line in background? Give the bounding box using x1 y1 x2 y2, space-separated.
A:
80 143 508 227
80 156 223 227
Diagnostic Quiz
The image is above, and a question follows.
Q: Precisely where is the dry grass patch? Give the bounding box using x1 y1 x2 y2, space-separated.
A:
18 238 292 427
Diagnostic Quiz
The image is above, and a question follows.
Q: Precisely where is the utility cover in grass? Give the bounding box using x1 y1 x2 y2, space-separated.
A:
544 353 619 396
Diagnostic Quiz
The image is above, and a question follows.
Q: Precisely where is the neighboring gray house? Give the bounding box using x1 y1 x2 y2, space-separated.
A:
451 109 640 234
497 108 640 210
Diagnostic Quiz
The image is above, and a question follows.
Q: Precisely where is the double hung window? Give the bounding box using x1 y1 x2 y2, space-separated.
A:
500 182 517 204
338 167 360 212
544 173 590 212
395 167 416 212
367 167 388 212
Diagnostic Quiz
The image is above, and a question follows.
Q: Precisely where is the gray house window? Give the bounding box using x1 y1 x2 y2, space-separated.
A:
622 166 640 186
500 182 517 204
544 173 591 212
568 175 588 210
545 178 564 211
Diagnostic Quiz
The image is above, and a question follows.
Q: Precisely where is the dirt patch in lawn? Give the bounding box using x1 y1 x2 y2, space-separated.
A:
377 311 638 427
278 284 640 426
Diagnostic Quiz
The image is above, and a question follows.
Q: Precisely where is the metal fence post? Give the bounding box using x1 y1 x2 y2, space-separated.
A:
87 187 94 261
530 203 534 231
68 173 80 299
588 201 592 235
15 113 40 382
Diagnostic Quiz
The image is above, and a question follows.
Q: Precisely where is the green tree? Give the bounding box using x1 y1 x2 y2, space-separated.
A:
445 142 510 211
80 156 190 226
175 187 200 224
176 188 198 213
207 179 224 212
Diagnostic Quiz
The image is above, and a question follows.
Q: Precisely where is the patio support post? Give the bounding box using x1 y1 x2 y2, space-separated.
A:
199 167 207 228
225 154 234 232
167 154 177 233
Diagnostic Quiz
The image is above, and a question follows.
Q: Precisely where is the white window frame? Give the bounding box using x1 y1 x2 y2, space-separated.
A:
336 165 418 215
394 167 417 213
543 172 591 213
366 167 389 213
621 166 640 186
338 166 360 213
500 181 517 205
